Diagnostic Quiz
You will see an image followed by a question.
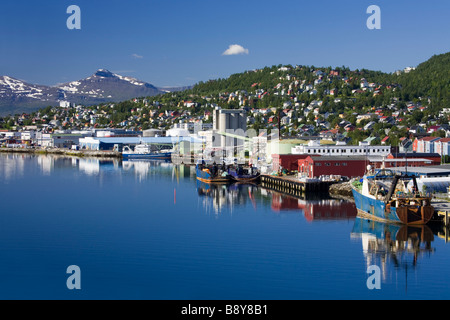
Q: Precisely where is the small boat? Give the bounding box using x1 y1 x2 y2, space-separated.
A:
195 163 231 184
351 168 434 225
122 144 172 160
227 166 260 183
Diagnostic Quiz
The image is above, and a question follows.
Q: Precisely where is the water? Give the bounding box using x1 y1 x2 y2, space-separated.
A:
0 153 449 300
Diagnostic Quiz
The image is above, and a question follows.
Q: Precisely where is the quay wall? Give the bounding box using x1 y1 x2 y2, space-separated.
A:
0 147 122 158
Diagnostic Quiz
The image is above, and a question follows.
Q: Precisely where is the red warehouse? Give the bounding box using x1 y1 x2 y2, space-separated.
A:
272 154 310 172
298 156 367 179
387 152 441 165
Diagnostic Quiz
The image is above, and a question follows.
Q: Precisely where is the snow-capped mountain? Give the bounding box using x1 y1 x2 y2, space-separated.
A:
56 69 162 104
0 69 168 115
0 76 64 114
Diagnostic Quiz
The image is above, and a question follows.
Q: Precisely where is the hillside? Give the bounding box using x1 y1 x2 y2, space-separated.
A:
396 52 450 110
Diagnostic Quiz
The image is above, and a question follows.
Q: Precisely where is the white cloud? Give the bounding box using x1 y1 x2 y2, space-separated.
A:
222 44 249 56
131 53 143 59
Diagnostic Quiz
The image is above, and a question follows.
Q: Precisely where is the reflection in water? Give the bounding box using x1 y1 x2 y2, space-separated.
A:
37 156 54 175
270 192 357 221
0 154 183 183
123 160 193 183
351 217 435 289
0 154 26 181
196 181 259 215
78 158 101 175
196 180 358 221
123 160 151 181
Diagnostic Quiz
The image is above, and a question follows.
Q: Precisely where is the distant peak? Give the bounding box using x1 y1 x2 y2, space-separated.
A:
94 69 115 77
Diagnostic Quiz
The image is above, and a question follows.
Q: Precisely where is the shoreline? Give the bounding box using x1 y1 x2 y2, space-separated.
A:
328 181 355 201
0 147 122 158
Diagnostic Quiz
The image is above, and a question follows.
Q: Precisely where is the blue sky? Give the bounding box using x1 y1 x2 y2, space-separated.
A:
0 0 449 87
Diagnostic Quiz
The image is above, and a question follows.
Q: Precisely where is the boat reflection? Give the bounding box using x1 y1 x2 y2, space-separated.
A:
196 180 358 220
196 181 259 215
351 217 435 287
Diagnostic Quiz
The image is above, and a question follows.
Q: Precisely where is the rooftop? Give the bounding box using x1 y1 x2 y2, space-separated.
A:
390 166 450 176
309 155 368 161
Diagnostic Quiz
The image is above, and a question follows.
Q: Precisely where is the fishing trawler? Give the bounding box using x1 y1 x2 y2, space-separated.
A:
351 167 434 225
227 165 260 183
195 162 231 184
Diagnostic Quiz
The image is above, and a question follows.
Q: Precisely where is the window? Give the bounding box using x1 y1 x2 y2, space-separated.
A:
342 163 347 166
335 163 340 166
325 163 331 166
315 163 321 166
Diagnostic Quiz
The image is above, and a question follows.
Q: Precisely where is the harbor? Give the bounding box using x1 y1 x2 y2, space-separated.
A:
1 152 450 299
192 157 450 229
1 0 449 302
3 137 450 229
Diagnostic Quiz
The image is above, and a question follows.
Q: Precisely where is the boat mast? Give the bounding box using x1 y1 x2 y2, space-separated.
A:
405 150 408 176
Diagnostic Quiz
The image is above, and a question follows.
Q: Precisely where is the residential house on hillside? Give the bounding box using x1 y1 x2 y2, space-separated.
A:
399 138 413 153
435 138 450 157
364 121 376 131
409 125 426 134
427 125 443 134
414 136 440 153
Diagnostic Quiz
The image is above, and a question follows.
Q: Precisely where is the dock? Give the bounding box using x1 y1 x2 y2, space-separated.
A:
430 199 450 242
260 175 337 197
434 200 450 224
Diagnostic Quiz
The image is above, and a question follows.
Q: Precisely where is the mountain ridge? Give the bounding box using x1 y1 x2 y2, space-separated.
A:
0 69 188 115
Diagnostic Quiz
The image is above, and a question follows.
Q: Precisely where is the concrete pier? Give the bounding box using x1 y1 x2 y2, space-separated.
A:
433 200 450 228
260 175 337 196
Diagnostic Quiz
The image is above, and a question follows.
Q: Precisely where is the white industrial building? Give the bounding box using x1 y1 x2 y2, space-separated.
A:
212 107 247 148
35 132 89 148
172 121 213 134
291 140 391 157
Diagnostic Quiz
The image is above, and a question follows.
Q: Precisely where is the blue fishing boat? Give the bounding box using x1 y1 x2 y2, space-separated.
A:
195 162 231 184
351 168 434 225
227 165 260 183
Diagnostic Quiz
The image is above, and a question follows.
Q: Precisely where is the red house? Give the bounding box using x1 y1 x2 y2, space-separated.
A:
272 154 310 172
298 156 367 179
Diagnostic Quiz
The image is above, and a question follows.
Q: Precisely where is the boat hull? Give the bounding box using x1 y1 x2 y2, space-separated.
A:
227 167 260 183
122 152 172 160
196 166 231 184
230 174 261 183
351 186 434 225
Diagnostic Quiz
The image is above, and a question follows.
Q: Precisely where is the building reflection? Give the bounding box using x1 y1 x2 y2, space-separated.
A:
30 154 192 182
351 217 436 287
270 191 357 221
120 160 197 183
196 181 358 221
0 154 26 181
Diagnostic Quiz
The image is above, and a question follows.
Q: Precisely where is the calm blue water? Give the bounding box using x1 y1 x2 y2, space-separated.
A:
0 153 449 300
